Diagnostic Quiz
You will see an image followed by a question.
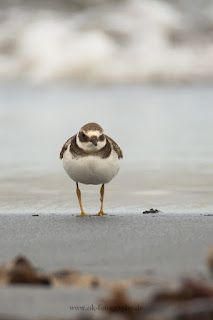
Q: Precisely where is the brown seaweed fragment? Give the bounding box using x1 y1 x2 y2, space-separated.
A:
0 255 151 290
5 256 50 286
143 208 160 214
52 268 105 288
152 278 213 302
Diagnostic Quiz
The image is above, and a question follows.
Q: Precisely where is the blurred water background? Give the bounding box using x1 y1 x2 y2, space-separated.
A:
0 0 213 214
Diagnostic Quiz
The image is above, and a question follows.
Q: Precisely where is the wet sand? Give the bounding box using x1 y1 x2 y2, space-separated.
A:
0 213 212 318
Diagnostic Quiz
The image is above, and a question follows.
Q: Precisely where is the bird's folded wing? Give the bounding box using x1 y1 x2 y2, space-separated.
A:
105 135 123 159
60 135 76 159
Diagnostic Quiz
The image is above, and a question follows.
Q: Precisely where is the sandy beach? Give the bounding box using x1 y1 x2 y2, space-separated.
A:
0 213 212 318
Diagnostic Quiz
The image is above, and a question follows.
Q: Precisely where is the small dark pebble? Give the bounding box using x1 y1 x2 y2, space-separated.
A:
143 208 159 214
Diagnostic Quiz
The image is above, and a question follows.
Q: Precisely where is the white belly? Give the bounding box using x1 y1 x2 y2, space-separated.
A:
62 148 120 185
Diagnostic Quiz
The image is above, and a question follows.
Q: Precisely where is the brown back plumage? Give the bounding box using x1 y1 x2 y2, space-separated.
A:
105 135 123 159
60 135 75 159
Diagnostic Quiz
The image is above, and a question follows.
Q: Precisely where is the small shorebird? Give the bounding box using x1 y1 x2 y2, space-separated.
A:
60 123 123 216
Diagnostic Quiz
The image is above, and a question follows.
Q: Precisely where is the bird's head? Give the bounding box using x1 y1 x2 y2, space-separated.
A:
76 123 106 152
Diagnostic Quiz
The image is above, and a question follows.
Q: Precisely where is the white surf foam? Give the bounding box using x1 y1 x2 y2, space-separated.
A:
1 0 213 83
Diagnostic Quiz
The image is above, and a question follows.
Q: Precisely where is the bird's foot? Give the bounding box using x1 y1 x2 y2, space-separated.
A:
76 212 92 217
93 211 108 216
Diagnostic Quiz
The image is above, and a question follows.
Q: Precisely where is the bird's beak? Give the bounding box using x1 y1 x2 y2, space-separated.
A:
90 137 98 146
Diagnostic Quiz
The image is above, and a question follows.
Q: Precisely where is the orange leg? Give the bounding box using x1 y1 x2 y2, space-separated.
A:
76 183 91 217
95 184 107 216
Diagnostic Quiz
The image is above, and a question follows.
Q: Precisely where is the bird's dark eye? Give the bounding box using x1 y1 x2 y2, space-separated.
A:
79 131 88 142
99 134 104 141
